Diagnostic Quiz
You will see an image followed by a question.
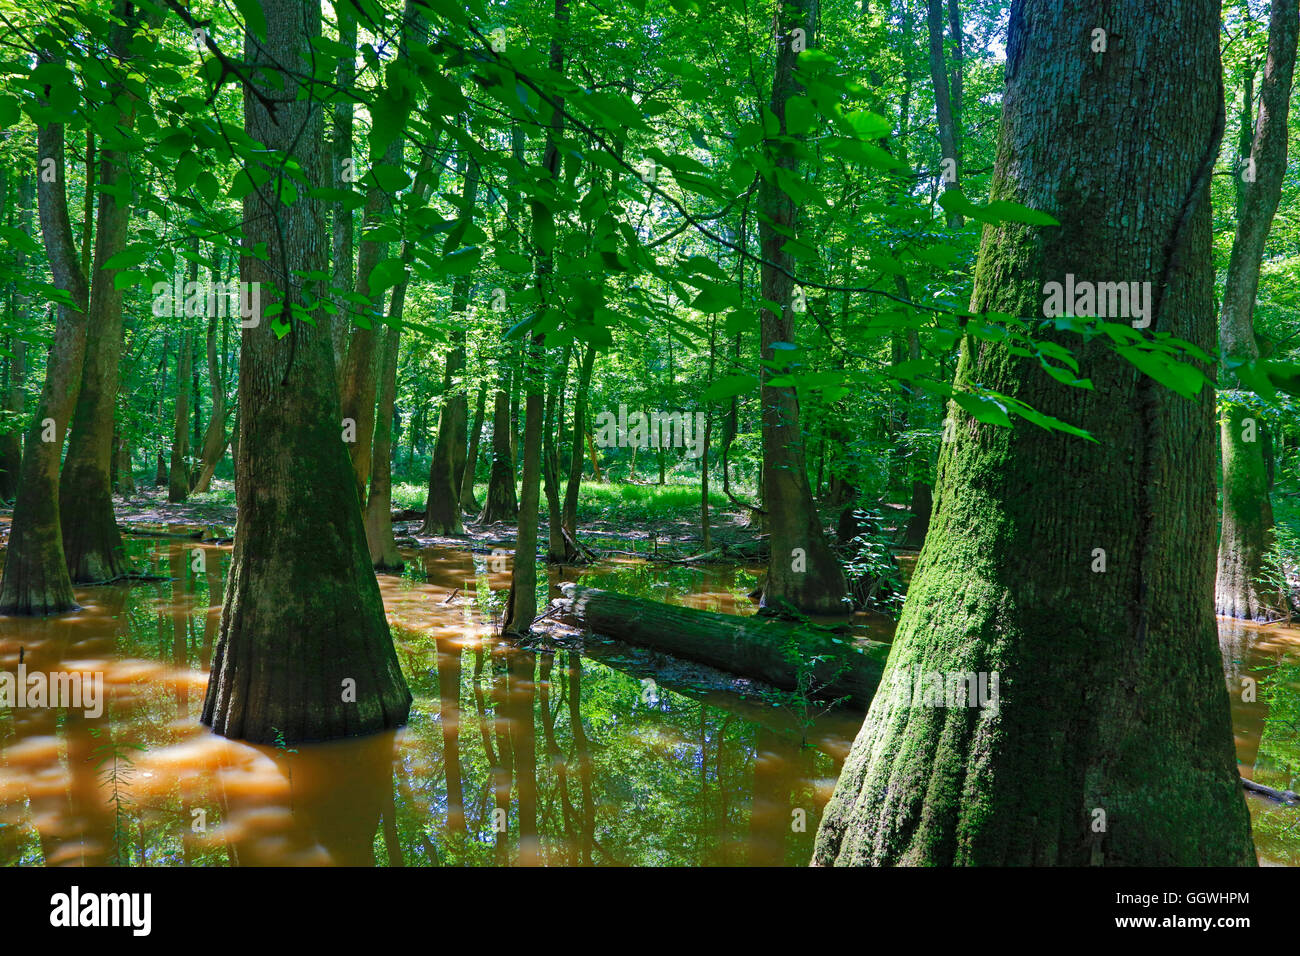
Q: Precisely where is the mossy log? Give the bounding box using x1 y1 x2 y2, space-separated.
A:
555 583 888 707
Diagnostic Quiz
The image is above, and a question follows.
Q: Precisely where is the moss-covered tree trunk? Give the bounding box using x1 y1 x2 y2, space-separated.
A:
757 0 848 615
201 0 411 744
1215 0 1297 623
0 55 91 616
329 17 357 391
814 0 1255 867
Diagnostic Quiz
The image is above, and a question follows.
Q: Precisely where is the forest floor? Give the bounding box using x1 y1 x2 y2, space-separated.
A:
105 479 768 559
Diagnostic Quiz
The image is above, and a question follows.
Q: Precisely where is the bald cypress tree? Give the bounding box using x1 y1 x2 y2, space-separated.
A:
201 0 411 744
815 0 1255 866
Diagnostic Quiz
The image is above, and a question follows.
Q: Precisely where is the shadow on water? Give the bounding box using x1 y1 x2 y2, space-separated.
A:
2 536 1298 865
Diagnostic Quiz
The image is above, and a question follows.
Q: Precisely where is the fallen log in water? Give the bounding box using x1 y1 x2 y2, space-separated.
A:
1242 777 1300 805
555 583 889 707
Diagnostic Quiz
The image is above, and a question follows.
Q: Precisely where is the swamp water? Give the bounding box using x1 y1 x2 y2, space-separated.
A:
0 537 1296 866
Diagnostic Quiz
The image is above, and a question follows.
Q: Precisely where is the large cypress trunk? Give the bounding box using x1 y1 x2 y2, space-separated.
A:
58 6 143 582
757 0 849 615
329 17 358 389
814 0 1255 866
201 0 412 744
1214 0 1297 623
0 56 91 616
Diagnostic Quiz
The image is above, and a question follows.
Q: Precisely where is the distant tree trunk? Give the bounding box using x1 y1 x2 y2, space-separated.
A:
114 430 135 496
192 258 229 494
560 342 595 558
503 0 568 637
701 318 716 550
168 255 196 504
154 331 169 486
202 0 412 744
0 58 91 616
461 386 486 512
422 150 480 536
338 133 401 504
480 377 518 522
364 323 405 571
927 0 963 227
542 345 571 563
481 128 523 526
757 0 848 615
366 151 438 569
1215 0 1297 623
815 0 1255 866
0 175 32 500
59 4 145 582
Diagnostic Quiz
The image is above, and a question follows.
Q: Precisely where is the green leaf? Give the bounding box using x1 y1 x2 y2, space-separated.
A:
951 391 1012 427
1117 346 1206 399
366 164 410 193
703 374 759 402
234 0 268 40
176 153 200 193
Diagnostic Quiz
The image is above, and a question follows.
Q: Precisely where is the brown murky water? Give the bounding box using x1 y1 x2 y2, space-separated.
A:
0 535 1296 866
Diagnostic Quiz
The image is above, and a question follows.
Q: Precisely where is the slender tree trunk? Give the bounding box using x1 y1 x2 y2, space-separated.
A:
365 323 405 570
1215 0 1297 623
480 375 519 522
192 253 229 494
927 0 962 227
338 133 401 505
503 0 568 636
461 386 486 512
560 342 595 558
542 345 571 563
202 0 411 744
481 128 524 525
757 0 848 615
168 254 196 504
422 151 481 535
168 325 192 503
815 0 1255 866
114 430 135 496
0 53 92 616
365 151 438 569
80 129 95 278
